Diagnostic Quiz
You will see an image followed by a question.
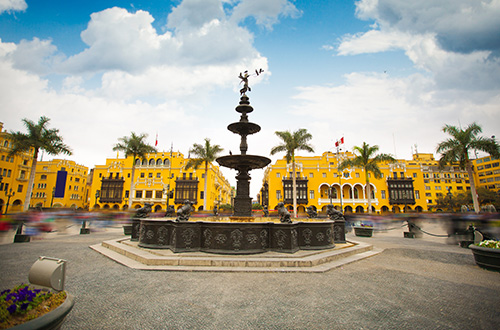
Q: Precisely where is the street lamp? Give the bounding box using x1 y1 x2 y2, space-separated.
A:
94 190 100 209
50 187 55 207
446 187 453 212
4 188 14 215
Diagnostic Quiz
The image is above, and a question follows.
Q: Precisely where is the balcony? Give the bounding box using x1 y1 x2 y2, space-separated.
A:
317 198 379 205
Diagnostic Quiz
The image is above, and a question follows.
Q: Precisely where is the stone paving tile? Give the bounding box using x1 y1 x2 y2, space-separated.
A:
0 223 498 329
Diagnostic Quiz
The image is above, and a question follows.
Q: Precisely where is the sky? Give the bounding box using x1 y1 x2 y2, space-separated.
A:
1 0 499 199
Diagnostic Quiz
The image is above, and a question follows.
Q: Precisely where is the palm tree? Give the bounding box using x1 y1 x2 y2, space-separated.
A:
436 122 500 213
185 138 223 211
270 129 314 217
113 132 157 209
7 116 72 211
339 142 395 213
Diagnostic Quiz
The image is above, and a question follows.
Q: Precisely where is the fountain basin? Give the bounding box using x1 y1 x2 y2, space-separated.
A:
216 154 271 170
137 218 338 254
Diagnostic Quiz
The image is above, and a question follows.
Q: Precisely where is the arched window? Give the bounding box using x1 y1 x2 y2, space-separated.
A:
141 159 147 166
135 159 141 166
164 159 170 167
156 159 163 166
149 159 155 166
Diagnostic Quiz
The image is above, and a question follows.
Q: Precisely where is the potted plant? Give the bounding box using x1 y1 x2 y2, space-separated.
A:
0 284 74 330
469 240 500 271
354 223 374 237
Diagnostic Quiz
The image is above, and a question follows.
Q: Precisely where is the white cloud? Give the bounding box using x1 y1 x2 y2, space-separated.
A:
230 0 301 29
290 73 500 160
0 0 26 14
355 0 500 54
336 0 500 92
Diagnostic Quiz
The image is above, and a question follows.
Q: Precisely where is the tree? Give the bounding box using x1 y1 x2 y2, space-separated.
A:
113 132 157 209
339 142 395 214
185 138 223 211
270 129 314 217
7 116 72 211
436 122 500 213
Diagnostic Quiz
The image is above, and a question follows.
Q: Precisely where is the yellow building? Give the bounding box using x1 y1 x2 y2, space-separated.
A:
0 122 33 214
90 152 233 212
473 155 500 192
31 159 89 209
260 151 472 214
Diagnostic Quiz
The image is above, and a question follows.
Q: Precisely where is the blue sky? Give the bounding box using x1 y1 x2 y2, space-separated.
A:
1 0 499 198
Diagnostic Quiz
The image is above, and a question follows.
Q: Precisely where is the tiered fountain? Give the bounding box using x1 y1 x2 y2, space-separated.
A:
216 95 271 216
135 72 344 254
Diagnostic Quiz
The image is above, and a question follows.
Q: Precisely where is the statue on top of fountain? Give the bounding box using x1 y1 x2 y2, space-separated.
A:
238 69 264 95
176 200 194 222
277 202 292 223
326 204 345 221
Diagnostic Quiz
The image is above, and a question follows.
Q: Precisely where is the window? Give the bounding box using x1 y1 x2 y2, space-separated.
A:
426 193 431 197
156 190 163 198
322 173 326 178
415 191 420 199
135 190 142 198
276 190 282 201
17 185 23 193
145 190 153 198
125 190 129 198
435 186 441 190
413 173 417 178
140 173 145 178
148 173 153 178
381 190 386 199
156 173 161 178
75 178 80 182
309 190 314 200
309 173 313 178
276 173 280 178
355 173 360 178
200 191 204 199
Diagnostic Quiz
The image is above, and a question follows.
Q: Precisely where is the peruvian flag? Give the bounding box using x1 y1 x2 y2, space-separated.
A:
335 137 344 147
155 133 158 147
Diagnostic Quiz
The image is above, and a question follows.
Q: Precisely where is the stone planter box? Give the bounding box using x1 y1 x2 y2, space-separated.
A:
354 227 373 237
10 293 75 330
123 225 132 236
469 244 500 271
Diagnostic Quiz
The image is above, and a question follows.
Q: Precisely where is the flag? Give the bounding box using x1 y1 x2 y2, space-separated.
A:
155 133 158 147
335 137 344 148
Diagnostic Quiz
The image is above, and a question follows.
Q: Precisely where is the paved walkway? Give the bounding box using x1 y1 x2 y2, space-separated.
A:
0 221 499 329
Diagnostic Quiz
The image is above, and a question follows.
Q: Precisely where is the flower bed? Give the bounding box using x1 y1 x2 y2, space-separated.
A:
0 284 67 329
470 240 500 271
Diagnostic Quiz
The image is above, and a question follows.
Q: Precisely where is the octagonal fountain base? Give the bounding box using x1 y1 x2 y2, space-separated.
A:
136 218 339 254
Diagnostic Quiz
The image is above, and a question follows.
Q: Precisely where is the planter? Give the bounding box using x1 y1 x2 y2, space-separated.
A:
123 225 132 236
469 244 500 271
354 227 373 237
9 293 75 330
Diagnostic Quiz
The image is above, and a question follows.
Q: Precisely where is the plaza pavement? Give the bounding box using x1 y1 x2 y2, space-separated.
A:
0 221 499 329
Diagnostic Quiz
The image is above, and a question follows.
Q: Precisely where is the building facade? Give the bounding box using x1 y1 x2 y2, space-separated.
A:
473 156 500 192
0 122 33 214
260 151 477 214
31 159 89 209
89 152 233 212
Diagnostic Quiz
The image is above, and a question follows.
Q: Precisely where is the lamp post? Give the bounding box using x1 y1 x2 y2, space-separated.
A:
50 187 55 207
4 188 14 215
446 187 453 212
94 190 100 209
